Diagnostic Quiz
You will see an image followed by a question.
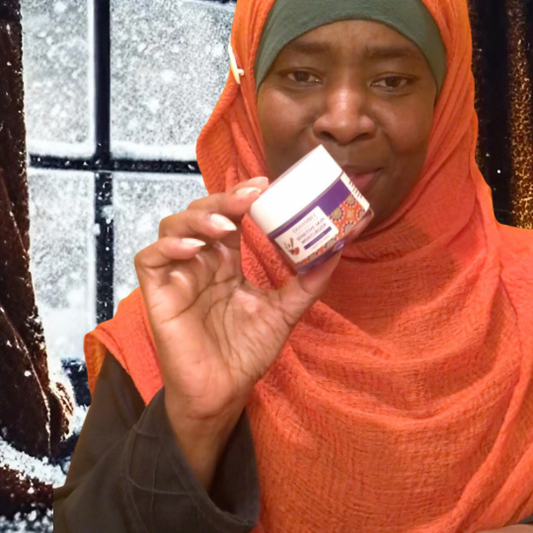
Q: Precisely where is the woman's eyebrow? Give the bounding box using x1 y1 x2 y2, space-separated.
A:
284 41 332 58
361 44 424 63
282 41 423 65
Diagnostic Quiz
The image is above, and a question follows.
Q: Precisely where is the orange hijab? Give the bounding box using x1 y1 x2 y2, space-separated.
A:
85 0 533 531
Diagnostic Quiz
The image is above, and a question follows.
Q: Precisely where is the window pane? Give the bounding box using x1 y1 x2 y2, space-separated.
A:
28 169 96 366
113 173 207 303
21 0 93 157
27 170 95 501
111 0 234 160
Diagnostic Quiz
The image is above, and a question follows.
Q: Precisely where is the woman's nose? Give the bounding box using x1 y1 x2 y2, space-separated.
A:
313 85 376 146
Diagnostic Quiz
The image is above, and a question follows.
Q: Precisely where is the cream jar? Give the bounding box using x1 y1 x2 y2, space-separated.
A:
249 145 374 274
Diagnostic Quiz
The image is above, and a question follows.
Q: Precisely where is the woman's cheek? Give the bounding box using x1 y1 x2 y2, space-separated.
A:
260 96 295 143
262 110 316 172
386 107 432 157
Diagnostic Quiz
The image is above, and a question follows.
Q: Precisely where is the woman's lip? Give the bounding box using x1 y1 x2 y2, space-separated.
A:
344 169 381 194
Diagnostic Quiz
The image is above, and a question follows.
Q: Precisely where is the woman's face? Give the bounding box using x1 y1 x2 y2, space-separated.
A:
257 20 438 228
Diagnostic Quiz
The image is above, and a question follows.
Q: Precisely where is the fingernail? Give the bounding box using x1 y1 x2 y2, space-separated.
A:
235 187 262 198
180 238 207 248
248 176 269 188
209 214 238 231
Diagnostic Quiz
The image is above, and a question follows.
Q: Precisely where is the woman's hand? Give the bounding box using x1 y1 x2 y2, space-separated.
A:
134 177 340 488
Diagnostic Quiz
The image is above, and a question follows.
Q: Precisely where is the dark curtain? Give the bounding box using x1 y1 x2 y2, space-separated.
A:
468 0 533 229
0 0 72 521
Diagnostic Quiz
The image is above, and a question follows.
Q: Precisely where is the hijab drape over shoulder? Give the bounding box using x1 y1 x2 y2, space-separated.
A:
85 0 533 531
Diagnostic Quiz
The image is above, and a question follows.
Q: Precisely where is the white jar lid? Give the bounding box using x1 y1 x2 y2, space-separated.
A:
249 145 343 235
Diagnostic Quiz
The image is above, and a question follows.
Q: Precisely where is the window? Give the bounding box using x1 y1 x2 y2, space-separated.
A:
22 0 236 488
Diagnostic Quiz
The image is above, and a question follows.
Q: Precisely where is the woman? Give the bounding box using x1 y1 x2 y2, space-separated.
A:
54 0 533 531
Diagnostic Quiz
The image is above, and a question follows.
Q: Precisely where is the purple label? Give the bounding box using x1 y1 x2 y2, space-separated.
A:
304 226 332 250
268 176 348 240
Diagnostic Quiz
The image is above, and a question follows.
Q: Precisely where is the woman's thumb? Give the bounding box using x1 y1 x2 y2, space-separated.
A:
277 252 341 326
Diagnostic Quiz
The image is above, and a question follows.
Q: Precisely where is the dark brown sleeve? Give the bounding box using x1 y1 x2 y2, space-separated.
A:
53 352 260 533
519 513 533 525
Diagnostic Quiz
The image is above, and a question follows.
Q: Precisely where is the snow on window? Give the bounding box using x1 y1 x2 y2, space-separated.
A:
21 0 93 158
111 0 235 160
19 3 234 522
113 172 207 304
27 170 96 366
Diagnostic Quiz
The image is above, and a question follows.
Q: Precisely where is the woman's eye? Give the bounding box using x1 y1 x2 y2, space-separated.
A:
374 76 410 90
287 71 320 84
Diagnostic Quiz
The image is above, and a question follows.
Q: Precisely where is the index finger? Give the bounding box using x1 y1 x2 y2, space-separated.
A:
159 176 269 240
187 176 269 214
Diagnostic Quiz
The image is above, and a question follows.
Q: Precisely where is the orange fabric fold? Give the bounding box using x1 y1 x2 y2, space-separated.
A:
84 0 533 531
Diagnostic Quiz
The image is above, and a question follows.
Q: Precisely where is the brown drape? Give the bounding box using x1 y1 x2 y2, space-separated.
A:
0 0 72 519
505 0 533 229
468 0 533 228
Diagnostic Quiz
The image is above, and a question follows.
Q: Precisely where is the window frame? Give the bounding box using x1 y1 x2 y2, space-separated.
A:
28 0 235 323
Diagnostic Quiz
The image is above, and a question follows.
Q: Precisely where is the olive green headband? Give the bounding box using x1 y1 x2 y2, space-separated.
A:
254 0 447 93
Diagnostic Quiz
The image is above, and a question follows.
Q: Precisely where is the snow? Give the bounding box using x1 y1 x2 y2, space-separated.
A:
21 0 93 157
27 170 96 363
27 140 95 160
54 2 68 15
113 172 207 305
111 141 197 161
0 438 65 488
0 510 53 533
68 404 90 439
110 0 235 155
